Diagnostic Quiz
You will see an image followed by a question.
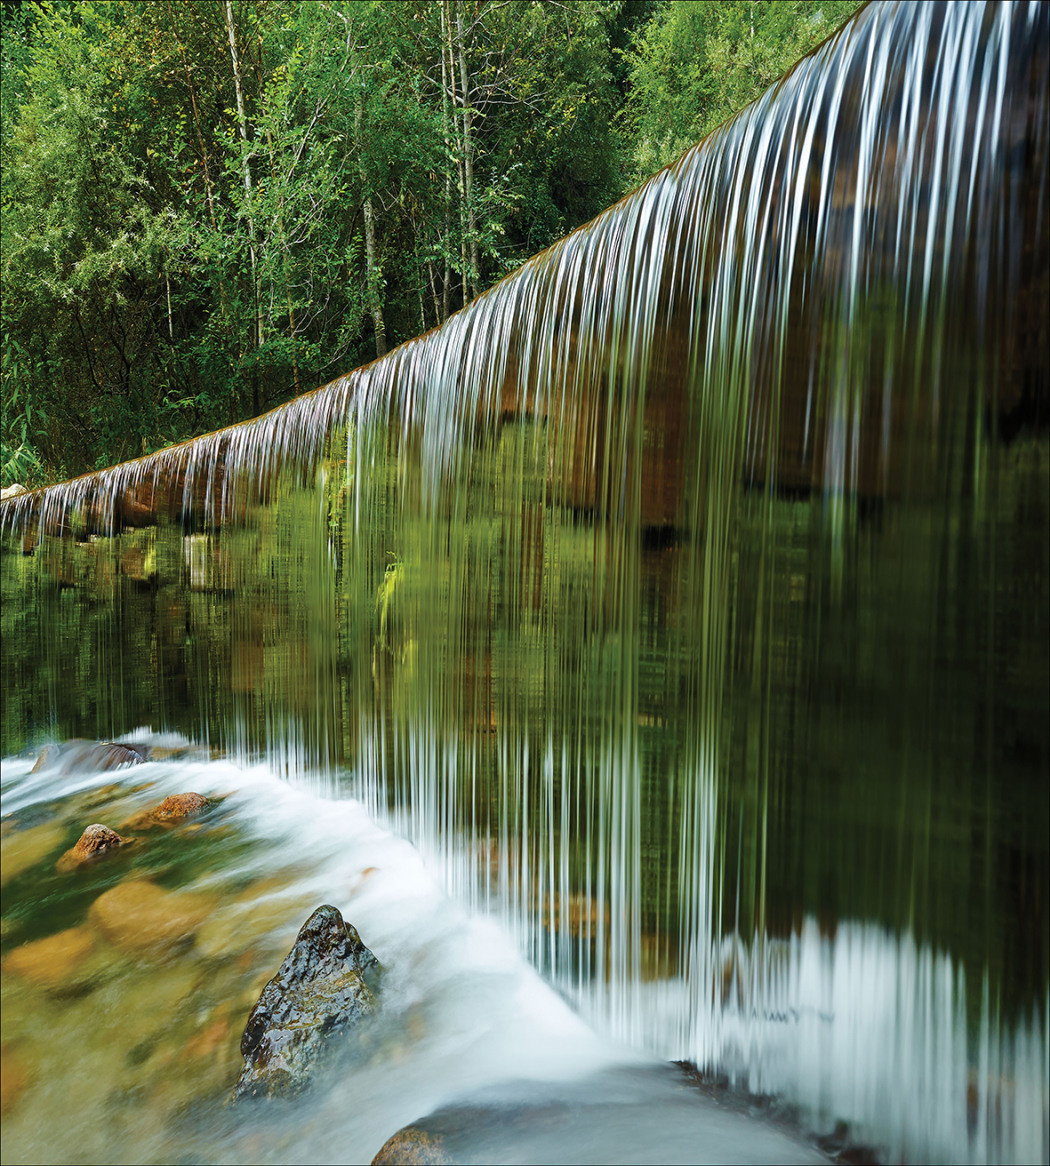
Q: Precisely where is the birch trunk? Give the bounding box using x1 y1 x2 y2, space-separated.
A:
356 101 387 359
223 0 263 411
455 0 478 300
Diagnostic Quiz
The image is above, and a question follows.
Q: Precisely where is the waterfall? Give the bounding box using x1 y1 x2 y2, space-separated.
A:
2 2 1046 1161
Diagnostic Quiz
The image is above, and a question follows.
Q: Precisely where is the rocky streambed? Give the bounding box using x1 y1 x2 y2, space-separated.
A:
1 737 833 1166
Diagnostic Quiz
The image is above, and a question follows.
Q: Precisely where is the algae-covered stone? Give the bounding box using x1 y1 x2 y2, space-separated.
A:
233 904 379 1101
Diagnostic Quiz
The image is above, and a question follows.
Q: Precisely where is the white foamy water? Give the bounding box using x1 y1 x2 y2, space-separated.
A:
1 741 826 1166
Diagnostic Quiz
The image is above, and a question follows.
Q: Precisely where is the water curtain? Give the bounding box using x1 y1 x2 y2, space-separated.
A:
2 2 1047 1160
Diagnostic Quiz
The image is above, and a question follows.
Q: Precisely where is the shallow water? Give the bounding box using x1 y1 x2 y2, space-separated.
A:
1 737 829 1166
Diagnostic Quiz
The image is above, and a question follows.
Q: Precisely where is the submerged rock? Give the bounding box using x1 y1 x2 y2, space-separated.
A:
89 878 216 955
233 904 379 1101
1 926 96 990
0 1045 30 1114
0 822 66 887
56 823 134 871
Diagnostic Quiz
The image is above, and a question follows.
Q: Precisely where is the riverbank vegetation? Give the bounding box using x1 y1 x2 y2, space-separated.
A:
1 0 861 487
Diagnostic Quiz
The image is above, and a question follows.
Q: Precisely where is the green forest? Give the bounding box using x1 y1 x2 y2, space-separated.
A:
1 0 862 488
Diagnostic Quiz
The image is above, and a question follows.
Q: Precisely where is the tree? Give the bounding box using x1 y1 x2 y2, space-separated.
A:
620 0 864 183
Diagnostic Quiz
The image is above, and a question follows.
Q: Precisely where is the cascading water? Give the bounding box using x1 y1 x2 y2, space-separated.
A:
2 2 1047 1163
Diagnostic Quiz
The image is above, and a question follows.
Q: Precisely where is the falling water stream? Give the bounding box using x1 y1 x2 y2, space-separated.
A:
2 2 1047 1163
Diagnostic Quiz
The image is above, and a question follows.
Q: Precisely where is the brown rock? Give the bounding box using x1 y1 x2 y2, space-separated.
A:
1 926 96 989
89 879 216 955
56 823 134 871
0 1045 30 1115
153 793 210 820
30 744 57 773
372 1127 451 1165
123 792 212 830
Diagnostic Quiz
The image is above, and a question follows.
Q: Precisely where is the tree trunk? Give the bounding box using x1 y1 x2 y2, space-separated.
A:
356 101 387 360
455 0 478 300
439 1 452 321
166 1 218 230
223 0 263 412
444 0 468 310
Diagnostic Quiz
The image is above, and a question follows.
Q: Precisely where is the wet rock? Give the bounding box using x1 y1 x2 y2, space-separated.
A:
154 792 211 820
65 742 149 773
233 904 379 1101
0 822 66 887
372 1127 452 1165
0 483 28 501
370 1105 518 1166
32 740 149 775
89 878 216 955
2 926 96 989
29 744 57 774
56 823 134 871
123 791 212 831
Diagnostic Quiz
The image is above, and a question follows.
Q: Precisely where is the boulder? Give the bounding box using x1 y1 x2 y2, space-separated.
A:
124 792 211 830
372 1127 452 1165
0 483 28 501
233 904 379 1101
88 878 216 955
372 1124 449 1161
32 740 149 775
153 792 211 820
56 823 134 871
1 926 96 989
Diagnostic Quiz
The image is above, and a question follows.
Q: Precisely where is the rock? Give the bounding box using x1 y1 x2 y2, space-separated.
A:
0 1045 30 1114
153 792 211 820
0 822 66 887
32 740 149 775
1 926 96 989
56 823 134 871
89 878 216 955
0 483 28 501
372 1127 452 1165
233 904 379 1101
123 791 212 831
60 742 149 774
29 744 57 774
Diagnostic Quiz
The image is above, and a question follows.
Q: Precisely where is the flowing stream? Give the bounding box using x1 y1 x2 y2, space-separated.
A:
2 2 1048 1162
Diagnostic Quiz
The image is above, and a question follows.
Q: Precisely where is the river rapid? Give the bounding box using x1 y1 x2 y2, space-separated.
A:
1 734 827 1166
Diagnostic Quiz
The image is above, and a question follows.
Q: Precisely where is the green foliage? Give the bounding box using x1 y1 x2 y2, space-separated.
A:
0 0 867 485
620 0 865 183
